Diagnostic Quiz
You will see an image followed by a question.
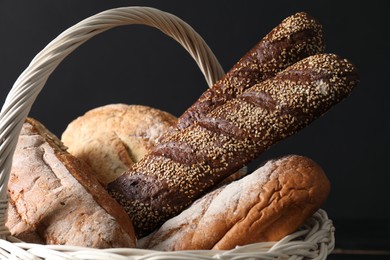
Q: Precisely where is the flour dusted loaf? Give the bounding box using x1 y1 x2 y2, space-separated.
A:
139 155 329 250
6 118 136 248
61 104 177 186
108 53 359 237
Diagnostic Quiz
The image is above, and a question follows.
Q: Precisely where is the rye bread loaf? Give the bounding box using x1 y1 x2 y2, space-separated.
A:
108 53 359 237
61 104 177 186
6 118 136 248
176 12 325 130
139 155 330 250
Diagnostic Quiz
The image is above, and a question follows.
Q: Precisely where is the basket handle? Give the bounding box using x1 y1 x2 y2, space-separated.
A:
0 6 224 234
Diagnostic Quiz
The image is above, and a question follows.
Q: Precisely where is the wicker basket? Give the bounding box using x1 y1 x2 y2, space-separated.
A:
0 6 335 260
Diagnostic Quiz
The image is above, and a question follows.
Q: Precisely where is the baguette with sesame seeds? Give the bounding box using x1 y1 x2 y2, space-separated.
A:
159 11 325 195
108 53 359 237
175 12 325 131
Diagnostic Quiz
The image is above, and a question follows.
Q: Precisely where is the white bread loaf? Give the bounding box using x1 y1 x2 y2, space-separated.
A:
139 155 330 250
6 118 136 248
61 104 177 186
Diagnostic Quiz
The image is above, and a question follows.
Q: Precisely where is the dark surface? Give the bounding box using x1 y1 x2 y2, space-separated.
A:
331 218 390 258
1 0 389 255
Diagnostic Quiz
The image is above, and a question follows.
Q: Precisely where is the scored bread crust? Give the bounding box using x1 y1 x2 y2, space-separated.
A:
139 155 330 250
6 118 136 248
108 53 358 237
61 104 177 186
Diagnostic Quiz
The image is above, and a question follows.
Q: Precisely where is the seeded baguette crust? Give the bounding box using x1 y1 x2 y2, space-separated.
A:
7 118 136 248
158 11 323 187
176 12 324 130
109 54 358 237
139 155 330 250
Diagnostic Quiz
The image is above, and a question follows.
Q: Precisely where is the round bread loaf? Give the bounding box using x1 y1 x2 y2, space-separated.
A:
61 104 177 186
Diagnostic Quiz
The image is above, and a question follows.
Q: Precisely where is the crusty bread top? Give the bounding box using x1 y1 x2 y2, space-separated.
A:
61 104 177 185
8 118 136 247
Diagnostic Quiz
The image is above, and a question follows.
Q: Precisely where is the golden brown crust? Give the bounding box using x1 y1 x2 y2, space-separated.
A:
6 118 136 248
61 104 177 186
108 53 358 237
139 155 330 250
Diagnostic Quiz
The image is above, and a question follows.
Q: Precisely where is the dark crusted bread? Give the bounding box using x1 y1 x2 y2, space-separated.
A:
139 155 330 250
176 12 324 130
157 11 324 188
108 53 358 237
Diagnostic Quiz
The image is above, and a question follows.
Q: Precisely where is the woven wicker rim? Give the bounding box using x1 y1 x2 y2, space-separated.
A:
0 6 335 259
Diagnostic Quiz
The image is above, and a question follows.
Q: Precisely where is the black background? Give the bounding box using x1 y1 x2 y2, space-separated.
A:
1 0 389 255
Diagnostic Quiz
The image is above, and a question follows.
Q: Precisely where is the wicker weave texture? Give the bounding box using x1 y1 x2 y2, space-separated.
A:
0 6 334 259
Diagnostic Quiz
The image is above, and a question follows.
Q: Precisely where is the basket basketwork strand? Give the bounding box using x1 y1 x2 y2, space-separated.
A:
0 6 335 259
